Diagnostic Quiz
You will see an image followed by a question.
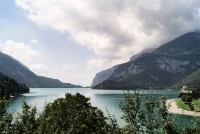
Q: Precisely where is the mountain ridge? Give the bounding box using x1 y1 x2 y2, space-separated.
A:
0 52 82 88
92 32 200 89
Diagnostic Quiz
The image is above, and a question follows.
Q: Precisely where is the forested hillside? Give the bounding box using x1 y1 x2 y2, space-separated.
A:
0 72 29 97
173 68 200 89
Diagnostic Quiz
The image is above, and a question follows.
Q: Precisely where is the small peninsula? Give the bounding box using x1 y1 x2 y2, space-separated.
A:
166 89 200 116
166 99 200 116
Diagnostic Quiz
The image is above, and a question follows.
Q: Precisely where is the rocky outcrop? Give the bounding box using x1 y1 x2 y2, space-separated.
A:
156 57 190 73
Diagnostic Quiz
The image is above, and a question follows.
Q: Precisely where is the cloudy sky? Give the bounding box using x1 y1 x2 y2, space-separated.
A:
0 0 200 86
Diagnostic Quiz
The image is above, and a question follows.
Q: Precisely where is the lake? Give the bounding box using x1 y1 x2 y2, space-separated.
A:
8 88 194 127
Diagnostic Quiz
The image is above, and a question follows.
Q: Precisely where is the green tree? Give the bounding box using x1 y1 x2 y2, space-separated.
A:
37 93 119 134
13 101 38 134
157 94 180 134
181 95 192 103
2 90 200 133
0 96 14 134
120 90 145 133
120 90 182 134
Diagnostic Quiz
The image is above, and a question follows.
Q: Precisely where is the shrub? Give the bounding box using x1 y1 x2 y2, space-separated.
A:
182 95 192 103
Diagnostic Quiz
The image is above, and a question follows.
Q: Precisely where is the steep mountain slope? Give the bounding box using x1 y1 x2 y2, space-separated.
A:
0 52 82 88
91 65 119 87
93 32 200 89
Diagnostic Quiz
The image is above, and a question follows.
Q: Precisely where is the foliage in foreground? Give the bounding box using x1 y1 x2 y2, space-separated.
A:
0 93 120 134
120 90 181 134
1 91 200 133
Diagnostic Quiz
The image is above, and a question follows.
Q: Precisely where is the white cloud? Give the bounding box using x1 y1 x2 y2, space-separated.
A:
30 39 38 44
62 64 74 71
29 63 50 76
0 40 42 65
87 58 109 69
15 0 200 66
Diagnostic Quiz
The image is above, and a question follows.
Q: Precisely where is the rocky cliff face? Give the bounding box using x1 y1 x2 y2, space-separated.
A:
93 32 200 89
155 57 190 73
91 65 119 87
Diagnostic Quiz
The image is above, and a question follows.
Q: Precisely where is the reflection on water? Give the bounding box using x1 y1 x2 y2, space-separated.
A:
8 88 195 127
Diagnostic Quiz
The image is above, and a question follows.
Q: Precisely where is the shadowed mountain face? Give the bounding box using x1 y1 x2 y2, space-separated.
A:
0 52 82 88
92 32 200 89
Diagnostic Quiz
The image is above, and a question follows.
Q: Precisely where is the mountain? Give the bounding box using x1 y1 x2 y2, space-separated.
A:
0 52 82 88
91 48 156 87
91 65 119 87
92 32 200 89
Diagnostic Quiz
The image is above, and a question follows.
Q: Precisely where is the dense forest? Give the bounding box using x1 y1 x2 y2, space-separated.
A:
0 72 29 98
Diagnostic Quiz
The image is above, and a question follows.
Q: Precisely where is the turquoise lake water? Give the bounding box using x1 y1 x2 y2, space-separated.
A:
8 88 195 127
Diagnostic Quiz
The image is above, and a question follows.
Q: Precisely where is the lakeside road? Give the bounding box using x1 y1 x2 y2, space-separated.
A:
166 99 200 116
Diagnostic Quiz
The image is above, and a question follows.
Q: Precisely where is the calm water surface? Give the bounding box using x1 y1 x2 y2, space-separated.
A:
8 88 194 127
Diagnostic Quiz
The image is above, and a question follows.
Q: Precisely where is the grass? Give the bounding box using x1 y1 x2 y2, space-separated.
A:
175 98 190 111
192 99 200 112
175 98 200 112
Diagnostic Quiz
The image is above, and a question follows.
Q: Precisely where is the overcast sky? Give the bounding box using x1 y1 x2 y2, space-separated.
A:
0 0 200 86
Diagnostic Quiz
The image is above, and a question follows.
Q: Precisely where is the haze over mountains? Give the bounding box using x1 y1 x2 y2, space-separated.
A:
92 32 200 89
0 52 82 88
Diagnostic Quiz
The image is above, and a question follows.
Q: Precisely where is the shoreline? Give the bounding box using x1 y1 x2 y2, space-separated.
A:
166 99 200 116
